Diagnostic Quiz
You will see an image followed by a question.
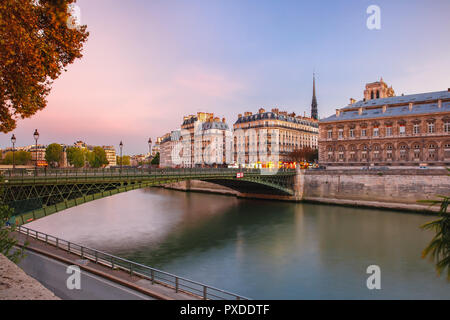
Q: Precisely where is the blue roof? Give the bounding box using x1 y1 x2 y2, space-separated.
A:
321 90 450 123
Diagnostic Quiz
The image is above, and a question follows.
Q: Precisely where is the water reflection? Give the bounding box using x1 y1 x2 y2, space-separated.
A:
27 188 449 299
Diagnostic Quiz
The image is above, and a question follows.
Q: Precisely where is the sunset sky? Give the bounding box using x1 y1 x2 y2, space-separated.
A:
1 0 450 154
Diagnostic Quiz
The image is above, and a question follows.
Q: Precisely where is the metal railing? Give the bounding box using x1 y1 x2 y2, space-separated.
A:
1 167 296 182
16 225 249 300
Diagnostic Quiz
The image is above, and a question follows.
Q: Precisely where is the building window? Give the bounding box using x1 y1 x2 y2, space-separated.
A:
413 124 420 134
373 128 379 137
399 125 406 135
361 129 367 137
338 129 343 139
400 150 406 160
327 130 332 139
428 123 435 133
349 129 354 137
386 127 392 136
445 122 450 133
387 152 392 159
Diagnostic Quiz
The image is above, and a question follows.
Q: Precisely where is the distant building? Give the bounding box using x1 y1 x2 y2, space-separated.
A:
130 154 146 166
319 79 450 166
102 146 117 167
180 112 232 167
160 130 181 168
233 108 318 167
26 145 46 163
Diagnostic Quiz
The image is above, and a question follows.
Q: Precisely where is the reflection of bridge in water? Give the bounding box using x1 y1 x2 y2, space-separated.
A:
1 168 297 225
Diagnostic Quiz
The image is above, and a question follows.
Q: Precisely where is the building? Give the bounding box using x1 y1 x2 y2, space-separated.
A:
151 137 162 157
26 145 46 163
319 79 450 166
159 130 181 168
233 108 319 167
130 154 146 166
180 112 232 167
102 146 116 167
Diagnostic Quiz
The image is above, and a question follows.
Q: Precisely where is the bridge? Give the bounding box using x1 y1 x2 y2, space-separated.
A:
0 167 296 225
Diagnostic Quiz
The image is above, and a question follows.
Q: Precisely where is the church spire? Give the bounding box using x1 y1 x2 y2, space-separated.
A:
311 73 318 120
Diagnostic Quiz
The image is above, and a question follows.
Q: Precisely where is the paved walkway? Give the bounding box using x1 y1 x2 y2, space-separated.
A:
0 253 60 300
12 231 199 300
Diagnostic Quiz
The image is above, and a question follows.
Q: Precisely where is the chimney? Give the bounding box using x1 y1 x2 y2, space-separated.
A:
438 100 442 109
222 117 226 123
271 108 279 114
238 114 242 118
349 98 356 105
409 102 413 111
244 111 252 117
258 108 265 114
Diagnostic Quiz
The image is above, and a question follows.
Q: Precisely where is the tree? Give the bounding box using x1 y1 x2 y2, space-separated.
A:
2 151 32 165
66 146 85 168
87 147 108 168
420 168 450 280
151 152 160 165
287 147 318 163
45 143 63 167
116 155 131 166
0 184 27 263
0 0 89 132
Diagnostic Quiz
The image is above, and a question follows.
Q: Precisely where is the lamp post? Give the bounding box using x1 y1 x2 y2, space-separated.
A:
119 141 123 173
33 129 39 175
11 134 16 172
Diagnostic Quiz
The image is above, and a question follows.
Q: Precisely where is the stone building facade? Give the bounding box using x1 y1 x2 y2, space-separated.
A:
159 130 181 168
233 108 319 167
179 112 231 167
319 80 450 166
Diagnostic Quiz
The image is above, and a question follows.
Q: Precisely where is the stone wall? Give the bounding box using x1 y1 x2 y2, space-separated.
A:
301 169 450 212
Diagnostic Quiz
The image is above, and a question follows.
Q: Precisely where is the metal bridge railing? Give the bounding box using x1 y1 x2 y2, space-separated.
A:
16 225 249 300
1 167 296 182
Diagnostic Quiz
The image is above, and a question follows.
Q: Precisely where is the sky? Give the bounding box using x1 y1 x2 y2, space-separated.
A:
1 0 450 154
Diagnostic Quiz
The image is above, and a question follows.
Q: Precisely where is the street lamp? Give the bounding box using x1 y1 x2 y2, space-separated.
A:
148 138 152 155
33 129 39 174
119 141 123 173
11 134 16 172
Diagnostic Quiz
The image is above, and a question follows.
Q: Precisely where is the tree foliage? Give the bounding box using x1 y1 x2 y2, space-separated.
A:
66 146 85 168
0 188 26 263
151 152 160 165
116 155 130 166
420 168 450 281
87 147 108 168
0 0 89 132
45 143 63 167
2 150 32 165
287 147 318 163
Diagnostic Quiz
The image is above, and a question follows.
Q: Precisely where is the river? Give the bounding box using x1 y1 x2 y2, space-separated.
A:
26 188 449 299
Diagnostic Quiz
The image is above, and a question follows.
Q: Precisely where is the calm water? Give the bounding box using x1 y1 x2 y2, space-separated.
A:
27 188 449 299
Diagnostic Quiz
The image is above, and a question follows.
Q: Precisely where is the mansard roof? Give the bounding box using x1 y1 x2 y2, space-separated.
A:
321 90 450 123
234 111 318 128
